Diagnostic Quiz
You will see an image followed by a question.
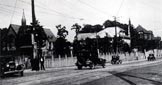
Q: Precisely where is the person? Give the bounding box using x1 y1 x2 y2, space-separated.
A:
30 57 34 71
40 57 45 70
35 57 40 71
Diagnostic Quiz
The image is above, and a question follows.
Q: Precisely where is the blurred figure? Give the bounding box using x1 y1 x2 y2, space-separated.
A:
40 57 45 70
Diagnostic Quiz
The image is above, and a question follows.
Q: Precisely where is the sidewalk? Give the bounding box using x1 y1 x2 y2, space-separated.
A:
24 58 148 73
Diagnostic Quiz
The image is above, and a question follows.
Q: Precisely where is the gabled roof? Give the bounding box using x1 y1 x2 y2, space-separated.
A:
44 28 56 42
103 27 125 37
97 28 112 38
136 25 148 33
8 24 56 42
9 24 21 34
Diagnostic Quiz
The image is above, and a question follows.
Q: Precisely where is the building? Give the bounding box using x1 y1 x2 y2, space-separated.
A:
136 25 154 40
42 28 56 57
1 24 20 55
1 11 56 58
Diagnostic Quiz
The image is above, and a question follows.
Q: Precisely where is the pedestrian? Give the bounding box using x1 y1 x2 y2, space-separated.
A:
40 57 45 70
30 57 34 71
35 57 40 71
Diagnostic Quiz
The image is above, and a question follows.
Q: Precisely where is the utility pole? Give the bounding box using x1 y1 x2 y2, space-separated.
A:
113 16 118 54
0 29 1 56
128 18 131 48
114 17 117 38
31 0 37 59
31 0 36 26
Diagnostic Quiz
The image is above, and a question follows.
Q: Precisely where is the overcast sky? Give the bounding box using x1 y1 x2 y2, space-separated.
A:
0 0 162 42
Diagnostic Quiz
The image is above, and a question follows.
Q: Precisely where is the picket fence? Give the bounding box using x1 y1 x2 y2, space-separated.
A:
44 52 157 68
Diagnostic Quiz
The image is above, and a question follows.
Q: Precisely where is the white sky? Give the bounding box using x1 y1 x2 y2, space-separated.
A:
0 0 162 42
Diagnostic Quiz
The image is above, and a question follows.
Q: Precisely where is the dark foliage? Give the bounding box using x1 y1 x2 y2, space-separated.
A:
103 20 128 35
79 24 103 33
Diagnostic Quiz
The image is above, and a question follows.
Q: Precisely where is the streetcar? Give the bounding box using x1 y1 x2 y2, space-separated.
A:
74 39 106 69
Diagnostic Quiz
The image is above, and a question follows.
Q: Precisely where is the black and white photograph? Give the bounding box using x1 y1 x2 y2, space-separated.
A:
0 0 162 85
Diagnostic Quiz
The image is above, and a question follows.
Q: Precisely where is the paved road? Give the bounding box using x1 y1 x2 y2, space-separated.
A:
1 59 162 85
83 62 162 85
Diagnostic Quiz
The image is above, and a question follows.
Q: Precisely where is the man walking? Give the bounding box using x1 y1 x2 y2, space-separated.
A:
40 57 45 70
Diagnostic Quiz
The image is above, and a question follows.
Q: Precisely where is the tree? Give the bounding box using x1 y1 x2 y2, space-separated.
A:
55 24 69 57
103 19 128 35
80 24 92 33
103 20 114 28
56 24 68 38
71 23 82 38
34 24 47 48
93 24 103 32
79 24 103 33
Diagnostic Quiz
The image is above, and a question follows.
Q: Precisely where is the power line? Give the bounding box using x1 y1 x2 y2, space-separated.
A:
138 0 162 12
78 0 112 17
116 0 125 16
0 0 80 24
0 3 23 10
18 0 83 20
10 0 18 24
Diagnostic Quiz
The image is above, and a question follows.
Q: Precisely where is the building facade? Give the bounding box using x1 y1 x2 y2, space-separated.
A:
1 11 56 59
136 25 154 40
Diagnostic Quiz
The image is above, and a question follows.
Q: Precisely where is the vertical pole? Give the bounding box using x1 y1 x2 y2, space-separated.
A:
31 0 37 59
96 32 99 57
114 17 117 38
114 16 118 54
128 18 131 48
31 0 36 26
0 29 1 56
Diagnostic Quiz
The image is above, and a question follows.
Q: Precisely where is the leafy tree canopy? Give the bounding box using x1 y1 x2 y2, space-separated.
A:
79 24 103 33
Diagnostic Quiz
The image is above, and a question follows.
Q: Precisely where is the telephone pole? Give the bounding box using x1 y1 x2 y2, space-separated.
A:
31 0 36 26
113 16 118 53
0 29 1 56
114 17 117 38
31 0 37 59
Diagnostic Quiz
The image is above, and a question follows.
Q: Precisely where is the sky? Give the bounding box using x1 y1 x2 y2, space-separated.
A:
0 0 162 42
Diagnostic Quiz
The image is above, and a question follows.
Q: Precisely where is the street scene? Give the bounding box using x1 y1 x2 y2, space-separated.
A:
1 0 162 85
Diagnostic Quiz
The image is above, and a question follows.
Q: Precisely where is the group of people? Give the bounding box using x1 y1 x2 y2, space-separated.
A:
30 57 45 71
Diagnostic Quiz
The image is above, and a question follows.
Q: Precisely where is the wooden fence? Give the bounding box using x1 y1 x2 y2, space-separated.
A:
44 52 155 68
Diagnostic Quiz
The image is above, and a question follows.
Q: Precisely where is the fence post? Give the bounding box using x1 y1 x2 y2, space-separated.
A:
58 55 61 67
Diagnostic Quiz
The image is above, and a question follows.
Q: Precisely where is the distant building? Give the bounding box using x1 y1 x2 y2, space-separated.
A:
42 28 56 57
135 25 154 40
101 27 131 45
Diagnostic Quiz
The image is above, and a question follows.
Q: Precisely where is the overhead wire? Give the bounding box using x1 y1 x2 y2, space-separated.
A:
0 4 23 10
18 0 83 20
10 0 18 24
77 0 112 17
116 0 125 16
